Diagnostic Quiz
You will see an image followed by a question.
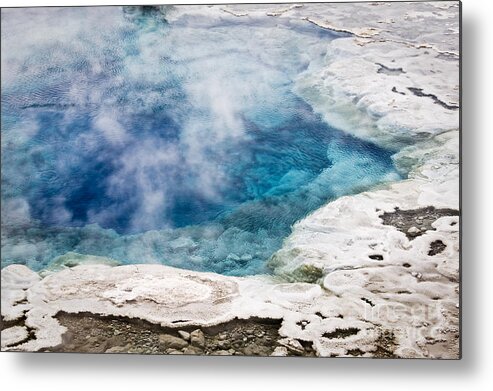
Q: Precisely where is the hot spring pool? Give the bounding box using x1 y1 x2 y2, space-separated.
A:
1 6 401 275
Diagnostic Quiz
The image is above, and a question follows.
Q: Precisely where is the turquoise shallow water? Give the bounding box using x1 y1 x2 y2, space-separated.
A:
1 6 401 275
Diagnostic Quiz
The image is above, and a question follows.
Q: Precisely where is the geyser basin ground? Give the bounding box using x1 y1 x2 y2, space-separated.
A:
1 2 459 359
1 6 400 275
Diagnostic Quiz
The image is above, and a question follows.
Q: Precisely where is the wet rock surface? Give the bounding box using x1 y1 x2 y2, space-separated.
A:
380 206 459 240
45 313 316 356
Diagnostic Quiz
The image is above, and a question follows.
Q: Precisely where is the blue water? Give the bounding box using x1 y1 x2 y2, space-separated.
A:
1 6 401 275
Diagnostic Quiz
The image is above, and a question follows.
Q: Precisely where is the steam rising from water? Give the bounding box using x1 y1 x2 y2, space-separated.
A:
1 6 400 275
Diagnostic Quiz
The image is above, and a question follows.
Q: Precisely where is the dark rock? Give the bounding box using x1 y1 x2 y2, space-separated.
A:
428 240 447 256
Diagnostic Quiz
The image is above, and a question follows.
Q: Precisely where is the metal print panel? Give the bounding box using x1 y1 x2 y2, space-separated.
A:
0 1 460 358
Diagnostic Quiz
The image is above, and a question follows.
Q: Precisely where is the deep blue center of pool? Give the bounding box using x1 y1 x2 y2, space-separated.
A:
1 6 400 275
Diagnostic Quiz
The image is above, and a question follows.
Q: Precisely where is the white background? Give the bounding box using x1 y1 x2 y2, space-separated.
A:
0 0 491 389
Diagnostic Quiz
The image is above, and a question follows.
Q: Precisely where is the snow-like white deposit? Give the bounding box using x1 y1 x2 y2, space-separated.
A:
1 2 459 358
1 326 29 349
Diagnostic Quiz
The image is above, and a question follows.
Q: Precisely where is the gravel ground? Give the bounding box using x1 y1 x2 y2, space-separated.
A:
43 312 317 357
380 206 459 240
